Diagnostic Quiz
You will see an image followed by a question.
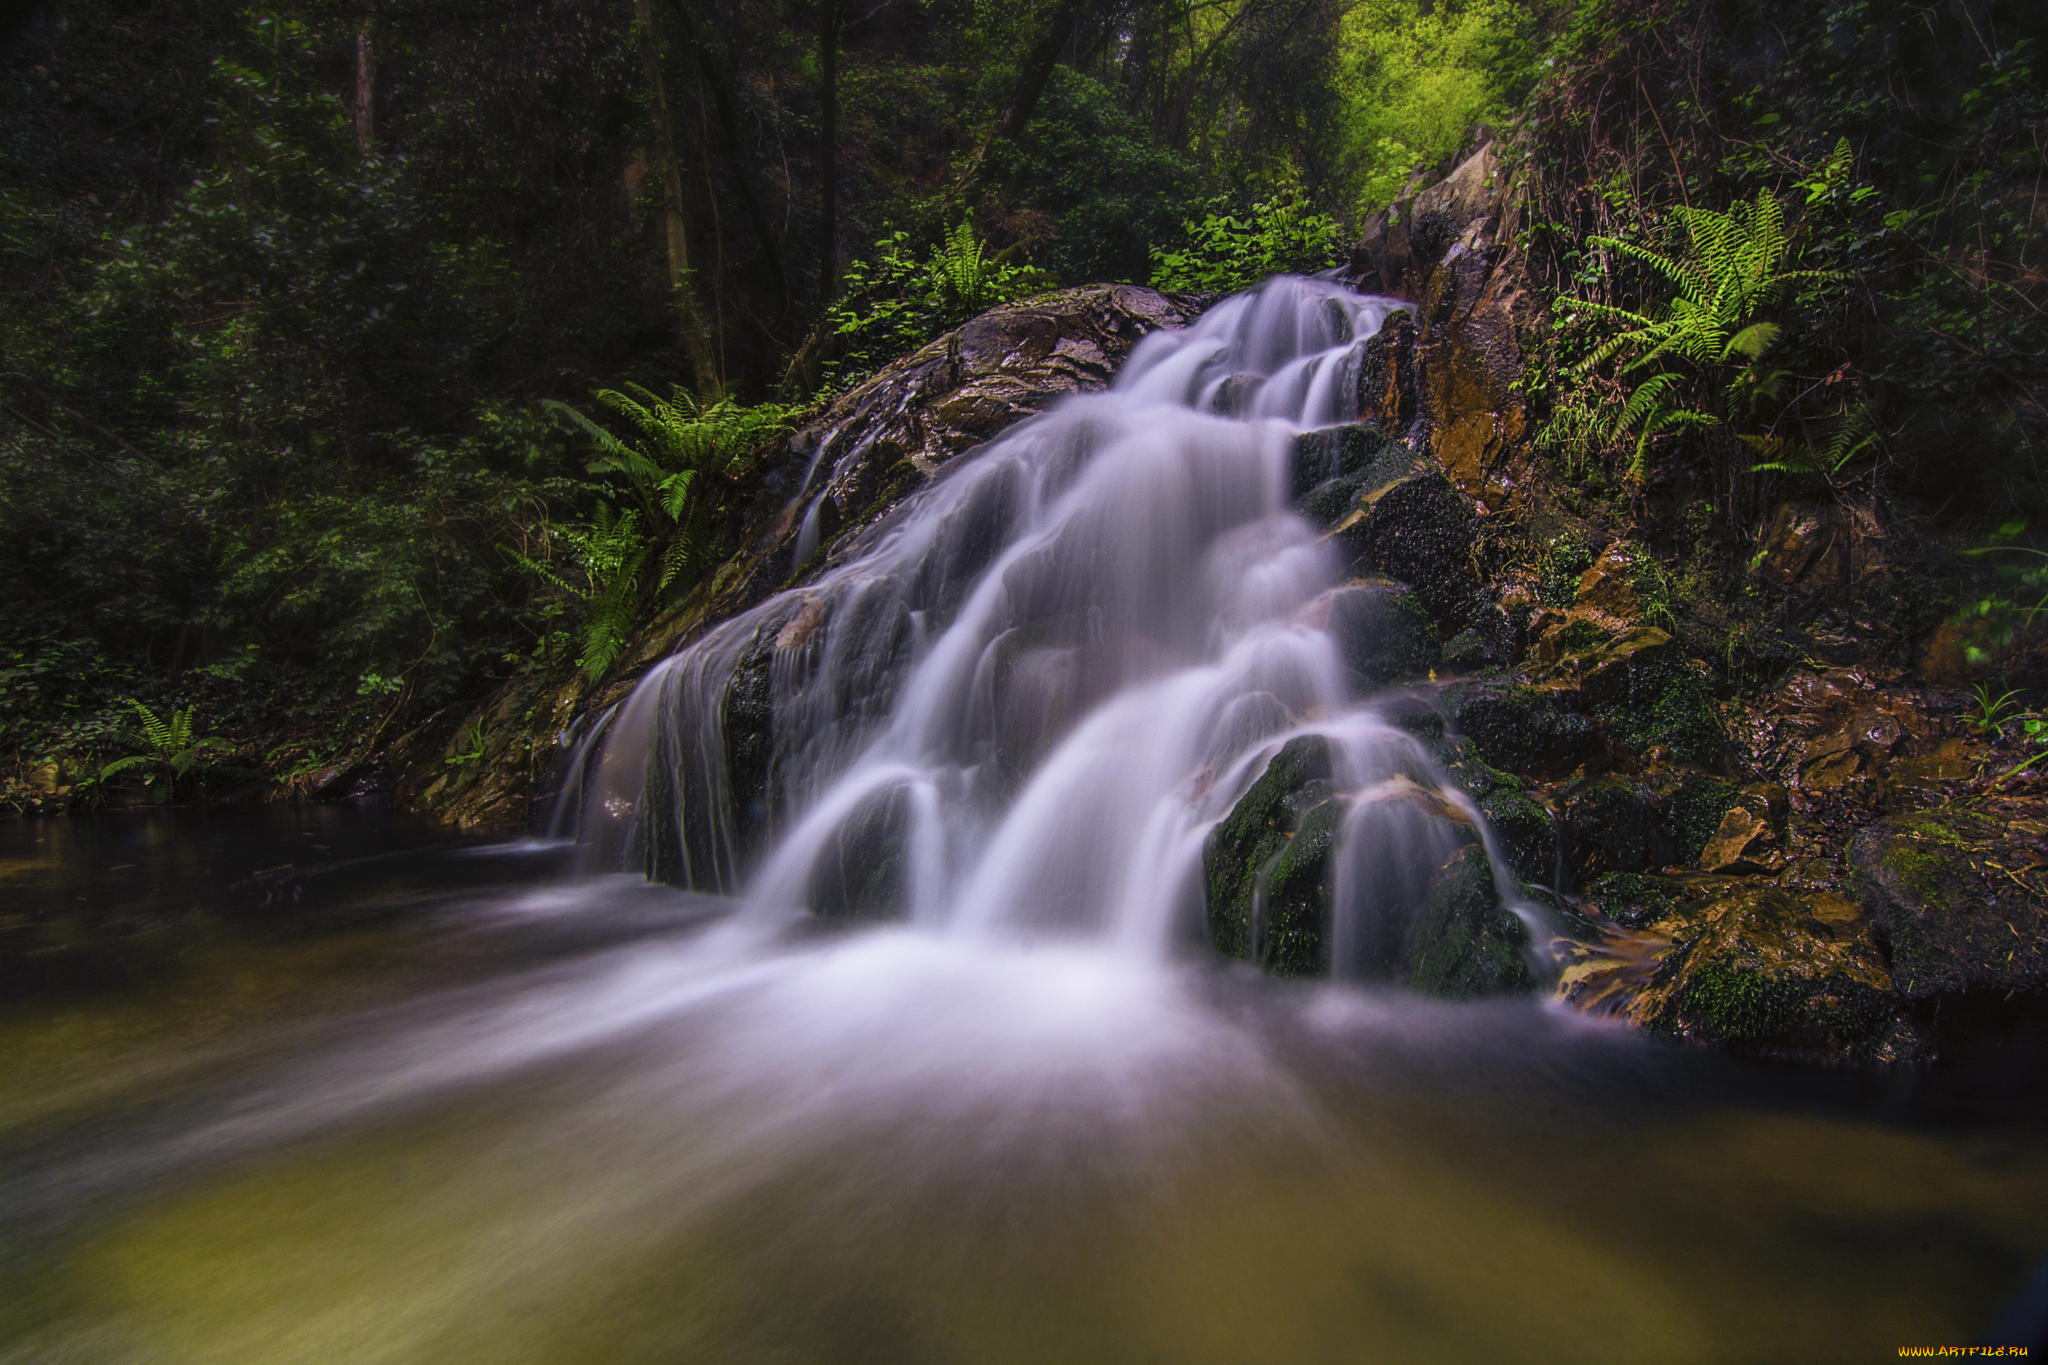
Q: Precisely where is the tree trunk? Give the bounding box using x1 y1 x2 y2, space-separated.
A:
351 16 375 157
633 0 721 396
819 0 842 301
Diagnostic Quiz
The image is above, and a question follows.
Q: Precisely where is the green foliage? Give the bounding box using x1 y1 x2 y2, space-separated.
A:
97 700 236 794
1148 185 1343 294
991 66 1200 283
1958 522 2048 666
1557 190 1840 481
826 223 1052 387
534 388 795 680
1336 0 1554 210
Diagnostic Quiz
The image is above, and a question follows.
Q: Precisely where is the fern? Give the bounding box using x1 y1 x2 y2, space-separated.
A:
1741 403 1879 478
1560 190 1843 482
99 700 234 789
534 389 795 680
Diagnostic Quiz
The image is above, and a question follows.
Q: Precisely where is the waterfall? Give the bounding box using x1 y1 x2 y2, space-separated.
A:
572 275 1536 974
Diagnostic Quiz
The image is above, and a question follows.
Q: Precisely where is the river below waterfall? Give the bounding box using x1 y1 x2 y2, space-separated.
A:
3 809 2048 1363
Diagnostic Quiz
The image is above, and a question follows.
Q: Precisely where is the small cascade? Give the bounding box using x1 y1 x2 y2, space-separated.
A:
568 275 1541 978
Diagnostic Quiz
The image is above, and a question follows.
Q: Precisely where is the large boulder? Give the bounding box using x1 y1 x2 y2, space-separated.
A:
1348 142 1533 501
1850 806 2048 1000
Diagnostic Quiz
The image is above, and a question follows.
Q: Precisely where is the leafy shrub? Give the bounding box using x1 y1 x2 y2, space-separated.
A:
1148 186 1343 294
534 388 796 679
825 223 1052 386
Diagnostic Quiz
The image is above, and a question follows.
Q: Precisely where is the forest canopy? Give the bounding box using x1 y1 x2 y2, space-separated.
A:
1 0 2041 809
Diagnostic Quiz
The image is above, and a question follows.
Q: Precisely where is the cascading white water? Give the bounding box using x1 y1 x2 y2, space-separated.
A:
574 275 1534 971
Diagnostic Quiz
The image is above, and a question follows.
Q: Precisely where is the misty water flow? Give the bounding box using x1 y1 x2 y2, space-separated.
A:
574 275 1520 969
5 281 2048 1363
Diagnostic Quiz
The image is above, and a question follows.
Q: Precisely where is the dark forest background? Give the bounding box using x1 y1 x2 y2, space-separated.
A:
2 0 2042 807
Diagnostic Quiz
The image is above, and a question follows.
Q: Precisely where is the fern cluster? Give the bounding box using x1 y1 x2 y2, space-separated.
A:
1558 190 1842 482
825 222 1051 387
529 387 795 681
98 700 235 789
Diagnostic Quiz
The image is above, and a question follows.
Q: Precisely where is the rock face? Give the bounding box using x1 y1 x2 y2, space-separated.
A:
1850 808 2048 999
404 284 1189 831
1349 142 1534 501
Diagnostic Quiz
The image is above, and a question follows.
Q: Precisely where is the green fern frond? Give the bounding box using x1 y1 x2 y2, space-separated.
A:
1721 321 1782 363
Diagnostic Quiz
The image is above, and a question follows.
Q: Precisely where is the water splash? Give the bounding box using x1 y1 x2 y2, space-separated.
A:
572 275 1536 974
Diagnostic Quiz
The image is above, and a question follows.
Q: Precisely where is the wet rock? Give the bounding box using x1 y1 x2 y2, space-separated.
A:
1850 806 2048 1000
1291 422 1400 500
1209 372 1263 415
1328 454 1479 626
1573 543 1644 627
1354 309 1420 437
1697 783 1788 873
1582 871 1691 930
1255 794 1348 977
1405 843 1534 998
1568 628 1726 769
1561 880 1913 1064
1204 736 1337 973
1651 767 1744 868
809 783 916 921
1440 680 1597 779
1557 773 1660 879
1306 579 1441 690
1350 141 1531 500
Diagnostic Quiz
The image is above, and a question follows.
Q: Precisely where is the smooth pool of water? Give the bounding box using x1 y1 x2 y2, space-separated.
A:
2 810 2045 1363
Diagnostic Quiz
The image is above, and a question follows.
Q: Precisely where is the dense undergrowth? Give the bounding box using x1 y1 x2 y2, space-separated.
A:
1 0 2041 814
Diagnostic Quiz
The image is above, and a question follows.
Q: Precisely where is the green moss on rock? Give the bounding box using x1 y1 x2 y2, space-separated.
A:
1405 844 1535 998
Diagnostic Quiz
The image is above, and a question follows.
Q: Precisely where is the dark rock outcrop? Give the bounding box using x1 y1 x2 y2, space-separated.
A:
1850 806 2048 1000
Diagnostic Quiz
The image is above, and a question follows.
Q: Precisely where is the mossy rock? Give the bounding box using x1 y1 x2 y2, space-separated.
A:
1440 680 1598 779
1568 628 1726 769
1850 806 2048 1000
1328 457 1479 626
1291 423 1400 501
1316 579 1441 690
1404 843 1535 998
1638 884 1907 1062
1557 772 1661 880
1204 736 1336 972
1470 780 1554 887
1652 768 1743 867
1583 871 1691 930
1254 794 1348 976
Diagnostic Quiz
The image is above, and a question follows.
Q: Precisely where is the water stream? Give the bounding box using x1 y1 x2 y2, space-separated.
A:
5 279 2048 1361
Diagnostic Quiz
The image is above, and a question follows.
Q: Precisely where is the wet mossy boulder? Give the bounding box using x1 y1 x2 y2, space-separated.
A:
1850 806 2048 1000
1291 422 1401 501
1406 843 1535 998
1306 579 1441 690
1327 452 1479 625
1583 870 1690 930
1553 626 1726 769
1432 750 1552 886
1657 770 1745 868
1557 772 1661 879
1204 736 1338 974
1614 883 1910 1063
1440 680 1597 779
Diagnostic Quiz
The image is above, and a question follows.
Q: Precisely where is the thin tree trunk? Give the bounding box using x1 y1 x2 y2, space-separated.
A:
819 0 841 300
351 16 375 157
633 0 721 396
954 0 1087 199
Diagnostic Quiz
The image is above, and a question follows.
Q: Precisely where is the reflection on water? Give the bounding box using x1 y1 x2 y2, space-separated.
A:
2 835 2046 1363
